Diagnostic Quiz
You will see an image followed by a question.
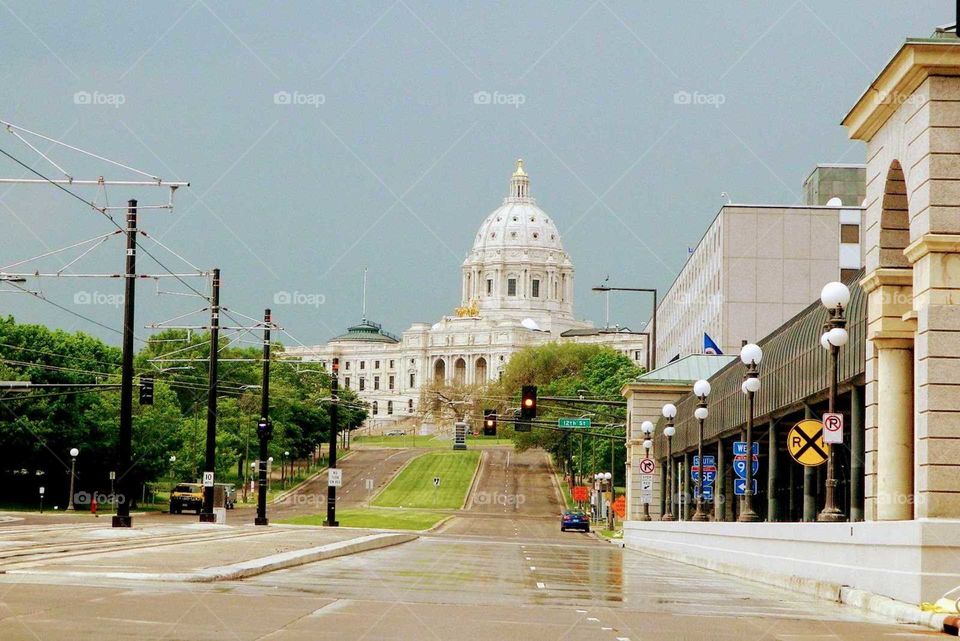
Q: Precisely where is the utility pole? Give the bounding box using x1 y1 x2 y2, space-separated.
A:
199 268 220 523
255 309 272 526
325 358 340 526
112 199 137 528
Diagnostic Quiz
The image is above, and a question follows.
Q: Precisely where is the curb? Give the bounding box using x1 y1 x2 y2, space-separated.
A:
462 449 487 510
9 532 417 583
626 543 954 635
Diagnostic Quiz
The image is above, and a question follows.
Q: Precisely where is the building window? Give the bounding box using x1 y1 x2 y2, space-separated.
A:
387 401 393 415
409 373 415 387
344 377 350 389
531 279 540 298
360 361 365 370
486 279 493 295
359 378 365 391
372 401 378 415
374 360 380 369
345 361 351 371
840 224 859 243
389 375 395 390
408 399 413 412
508 278 517 296
389 359 394 369
374 376 380 391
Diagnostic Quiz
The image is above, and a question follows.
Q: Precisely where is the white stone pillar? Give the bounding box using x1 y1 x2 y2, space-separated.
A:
875 339 915 520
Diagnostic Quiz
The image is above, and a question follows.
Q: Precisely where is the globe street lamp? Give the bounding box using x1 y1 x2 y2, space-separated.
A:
661 403 677 521
692 379 711 521
602 471 614 530
738 343 763 522
639 420 654 521
818 281 850 522
168 455 176 494
67 447 79 510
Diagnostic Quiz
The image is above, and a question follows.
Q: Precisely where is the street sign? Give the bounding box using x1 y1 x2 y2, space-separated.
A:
823 412 844 445
787 419 829 467
558 418 591 428
734 478 757 496
640 475 653 504
691 455 718 484
694 485 714 501
433 477 441 487
108 471 116 480
364 478 374 491
732 455 759 479
328 468 342 487
733 441 759 456
202 471 214 487
638 458 656 474
572 485 589 502
38 486 44 495
453 421 467 450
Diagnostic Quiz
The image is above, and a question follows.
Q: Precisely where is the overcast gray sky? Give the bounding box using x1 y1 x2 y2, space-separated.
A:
0 1 950 348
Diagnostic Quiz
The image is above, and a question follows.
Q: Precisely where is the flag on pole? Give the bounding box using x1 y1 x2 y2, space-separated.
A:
703 333 723 355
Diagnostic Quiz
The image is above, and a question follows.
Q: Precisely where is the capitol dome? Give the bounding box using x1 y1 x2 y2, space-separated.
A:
472 160 565 253
460 159 578 330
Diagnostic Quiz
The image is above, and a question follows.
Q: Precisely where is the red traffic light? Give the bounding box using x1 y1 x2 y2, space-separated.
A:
520 385 537 420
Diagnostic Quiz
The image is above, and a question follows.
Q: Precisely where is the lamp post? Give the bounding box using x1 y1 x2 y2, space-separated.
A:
640 420 654 521
591 285 659 370
67 447 79 510
168 455 176 494
818 281 850 522
661 404 677 521
603 471 614 530
692 379 711 521
281 451 288 488
738 343 763 522
267 457 273 493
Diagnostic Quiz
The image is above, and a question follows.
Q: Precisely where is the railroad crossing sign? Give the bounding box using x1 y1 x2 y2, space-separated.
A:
822 412 844 444
638 458 656 474
788 419 829 467
558 418 591 428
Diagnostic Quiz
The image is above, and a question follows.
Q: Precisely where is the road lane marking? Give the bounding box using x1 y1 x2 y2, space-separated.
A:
536 581 545 589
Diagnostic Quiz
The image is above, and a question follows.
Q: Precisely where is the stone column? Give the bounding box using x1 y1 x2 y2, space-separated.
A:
850 385 865 521
681 452 690 521
875 338 915 520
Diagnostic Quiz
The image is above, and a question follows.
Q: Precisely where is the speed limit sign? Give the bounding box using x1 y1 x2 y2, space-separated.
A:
822 412 844 444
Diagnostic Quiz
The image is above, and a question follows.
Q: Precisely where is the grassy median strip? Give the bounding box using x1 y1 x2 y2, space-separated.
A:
373 450 481 509
281 508 446 531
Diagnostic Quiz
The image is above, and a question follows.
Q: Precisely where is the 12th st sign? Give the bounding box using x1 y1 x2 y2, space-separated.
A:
558 418 591 428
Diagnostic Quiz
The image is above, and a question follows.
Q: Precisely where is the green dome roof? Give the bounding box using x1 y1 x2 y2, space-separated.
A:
330 320 400 344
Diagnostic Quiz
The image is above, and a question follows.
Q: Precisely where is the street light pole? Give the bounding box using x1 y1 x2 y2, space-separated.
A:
326 358 340 527
818 282 850 522
67 447 79 510
661 404 677 521
640 420 654 521
113 200 137 528
255 308 272 526
738 343 763 523
591 286 658 370
199 268 221 523
692 379 711 521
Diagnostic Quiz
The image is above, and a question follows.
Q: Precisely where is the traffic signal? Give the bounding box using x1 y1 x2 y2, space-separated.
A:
513 409 530 433
138 377 154 405
257 417 273 440
483 409 497 436
520 385 537 420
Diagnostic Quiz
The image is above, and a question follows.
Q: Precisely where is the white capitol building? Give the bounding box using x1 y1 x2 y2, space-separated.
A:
285 160 647 425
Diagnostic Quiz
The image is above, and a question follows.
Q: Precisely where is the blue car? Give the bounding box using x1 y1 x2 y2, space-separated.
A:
561 510 590 532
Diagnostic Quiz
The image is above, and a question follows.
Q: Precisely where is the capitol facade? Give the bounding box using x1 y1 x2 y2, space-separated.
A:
285 160 647 425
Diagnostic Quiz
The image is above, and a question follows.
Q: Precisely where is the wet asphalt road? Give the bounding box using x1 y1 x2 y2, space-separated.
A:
0 447 942 640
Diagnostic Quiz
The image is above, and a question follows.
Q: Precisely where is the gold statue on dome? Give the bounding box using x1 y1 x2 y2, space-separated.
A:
454 300 480 317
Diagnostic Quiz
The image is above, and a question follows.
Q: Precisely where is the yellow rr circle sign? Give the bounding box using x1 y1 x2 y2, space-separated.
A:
787 419 829 467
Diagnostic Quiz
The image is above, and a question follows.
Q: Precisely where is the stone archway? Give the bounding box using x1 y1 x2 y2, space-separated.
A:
453 358 466 385
434 359 446 384
474 357 487 383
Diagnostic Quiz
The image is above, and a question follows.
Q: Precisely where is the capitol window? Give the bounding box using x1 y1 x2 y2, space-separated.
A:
409 373 415 387
359 378 365 391
360 361 365 370
532 279 540 298
372 401 378 415
508 278 517 296
389 375 395 390
374 360 380 369
374 376 380 391
486 279 492 295
344 377 350 389
387 401 393 415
